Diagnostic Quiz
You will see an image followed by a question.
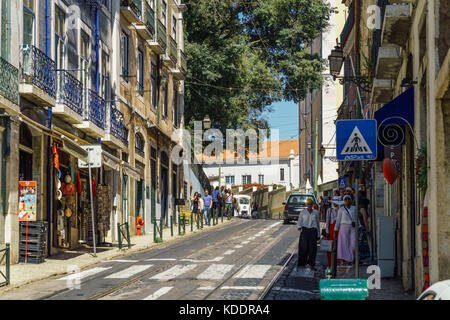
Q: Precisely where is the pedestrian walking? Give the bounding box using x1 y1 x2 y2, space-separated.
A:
219 186 225 218
198 193 204 227
324 196 342 268
225 189 233 220
358 190 371 262
334 194 359 265
202 189 212 225
297 198 320 270
211 187 220 223
191 192 200 223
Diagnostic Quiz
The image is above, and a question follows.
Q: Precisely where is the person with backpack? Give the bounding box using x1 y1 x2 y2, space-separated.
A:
211 186 220 223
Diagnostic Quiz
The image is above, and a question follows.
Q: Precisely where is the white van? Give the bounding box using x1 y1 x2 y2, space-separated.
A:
234 195 251 218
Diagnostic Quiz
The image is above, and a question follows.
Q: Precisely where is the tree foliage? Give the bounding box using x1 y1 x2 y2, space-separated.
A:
183 0 332 133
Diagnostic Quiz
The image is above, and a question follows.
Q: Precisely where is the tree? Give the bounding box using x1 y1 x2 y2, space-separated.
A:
183 0 332 133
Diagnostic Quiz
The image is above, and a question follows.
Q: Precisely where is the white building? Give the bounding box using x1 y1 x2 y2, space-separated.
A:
202 140 300 190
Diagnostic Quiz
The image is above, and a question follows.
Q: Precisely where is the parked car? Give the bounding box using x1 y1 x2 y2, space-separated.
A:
234 195 251 218
417 280 450 300
282 192 318 224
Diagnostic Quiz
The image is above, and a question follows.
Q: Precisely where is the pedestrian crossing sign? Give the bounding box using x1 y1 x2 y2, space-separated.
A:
336 120 377 161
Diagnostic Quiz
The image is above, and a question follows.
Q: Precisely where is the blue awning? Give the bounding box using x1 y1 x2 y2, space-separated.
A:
374 86 414 126
374 87 414 157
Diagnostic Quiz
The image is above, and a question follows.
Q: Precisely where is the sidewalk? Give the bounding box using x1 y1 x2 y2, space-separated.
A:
335 262 415 300
0 217 234 295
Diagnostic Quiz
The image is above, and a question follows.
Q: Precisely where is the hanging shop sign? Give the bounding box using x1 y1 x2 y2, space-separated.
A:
78 145 102 168
18 181 37 221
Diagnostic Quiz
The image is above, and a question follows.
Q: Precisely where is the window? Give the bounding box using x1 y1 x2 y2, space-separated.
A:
162 73 168 119
173 84 178 127
150 0 155 10
151 62 157 108
288 194 315 205
137 48 144 95
54 6 65 70
101 51 109 99
172 16 177 40
162 1 167 26
121 32 129 82
23 0 35 46
135 133 145 157
258 174 264 184
242 175 251 185
280 168 285 181
226 176 235 185
80 30 90 105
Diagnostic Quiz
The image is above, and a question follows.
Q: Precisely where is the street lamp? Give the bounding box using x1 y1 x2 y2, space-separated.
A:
328 45 344 79
203 114 211 129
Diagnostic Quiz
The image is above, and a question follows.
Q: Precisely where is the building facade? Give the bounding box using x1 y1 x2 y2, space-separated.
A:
336 0 449 296
0 0 190 264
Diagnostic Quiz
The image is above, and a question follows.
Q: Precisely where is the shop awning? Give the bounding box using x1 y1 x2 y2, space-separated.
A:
101 150 120 171
62 136 88 162
374 86 414 126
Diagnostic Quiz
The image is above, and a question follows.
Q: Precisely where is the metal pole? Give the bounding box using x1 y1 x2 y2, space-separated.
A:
314 119 319 198
6 243 10 285
153 218 157 242
126 222 131 248
117 223 122 249
355 179 359 278
191 214 193 232
178 216 181 235
170 215 173 236
88 161 96 256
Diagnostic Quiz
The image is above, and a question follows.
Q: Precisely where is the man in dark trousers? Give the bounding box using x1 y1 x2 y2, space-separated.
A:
297 198 320 270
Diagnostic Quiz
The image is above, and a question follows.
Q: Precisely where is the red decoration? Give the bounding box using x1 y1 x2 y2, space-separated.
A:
383 158 398 184
76 172 82 194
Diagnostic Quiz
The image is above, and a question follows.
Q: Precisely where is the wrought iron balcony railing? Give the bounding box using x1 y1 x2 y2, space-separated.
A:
135 147 145 158
56 70 83 116
0 57 19 105
107 103 128 144
145 2 155 37
157 20 167 51
169 36 178 65
85 89 106 130
20 44 56 98
137 81 144 95
121 0 142 20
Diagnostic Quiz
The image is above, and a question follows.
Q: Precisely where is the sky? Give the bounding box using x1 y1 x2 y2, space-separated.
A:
262 100 299 141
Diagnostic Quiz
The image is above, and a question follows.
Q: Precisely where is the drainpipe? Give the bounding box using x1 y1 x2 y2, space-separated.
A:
1 118 10 217
95 6 99 93
47 109 52 256
45 0 50 55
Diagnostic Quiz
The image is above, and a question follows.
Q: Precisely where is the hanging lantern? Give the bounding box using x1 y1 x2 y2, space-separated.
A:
383 158 398 184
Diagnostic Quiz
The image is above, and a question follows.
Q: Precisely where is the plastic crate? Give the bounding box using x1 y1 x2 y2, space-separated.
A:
319 279 369 300
18 254 45 264
19 243 45 252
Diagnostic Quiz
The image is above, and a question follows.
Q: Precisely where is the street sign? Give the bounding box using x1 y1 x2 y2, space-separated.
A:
336 120 377 161
338 177 347 189
78 145 102 168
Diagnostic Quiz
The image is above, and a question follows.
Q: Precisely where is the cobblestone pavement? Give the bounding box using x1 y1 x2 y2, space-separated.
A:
264 250 415 300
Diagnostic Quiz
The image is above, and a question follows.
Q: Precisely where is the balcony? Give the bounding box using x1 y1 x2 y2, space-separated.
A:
121 0 142 24
179 49 187 74
53 71 84 124
0 57 19 114
371 79 393 104
340 3 354 48
103 103 128 149
164 36 177 69
19 45 56 107
171 48 185 80
135 2 155 40
375 47 402 79
75 89 106 138
148 19 166 54
382 4 412 47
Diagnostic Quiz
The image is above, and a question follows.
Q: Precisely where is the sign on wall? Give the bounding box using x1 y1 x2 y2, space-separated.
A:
18 181 37 222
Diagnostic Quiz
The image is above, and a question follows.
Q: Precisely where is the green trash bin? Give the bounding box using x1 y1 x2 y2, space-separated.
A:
319 279 369 300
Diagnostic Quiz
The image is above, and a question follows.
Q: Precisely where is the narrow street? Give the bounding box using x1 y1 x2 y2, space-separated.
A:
0 219 302 300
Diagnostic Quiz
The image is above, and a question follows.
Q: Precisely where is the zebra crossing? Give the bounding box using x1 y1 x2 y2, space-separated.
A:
54 221 284 300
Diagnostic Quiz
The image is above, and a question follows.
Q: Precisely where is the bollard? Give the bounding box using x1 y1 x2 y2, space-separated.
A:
117 223 122 249
201 212 203 229
191 214 193 232
208 210 211 226
153 218 157 243
126 222 131 248
6 243 10 285
221 211 224 223
178 216 181 235
183 216 186 234
160 217 163 240
170 216 173 237
197 214 199 229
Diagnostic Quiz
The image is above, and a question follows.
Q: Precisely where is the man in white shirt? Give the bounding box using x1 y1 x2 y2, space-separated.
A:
297 198 320 270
